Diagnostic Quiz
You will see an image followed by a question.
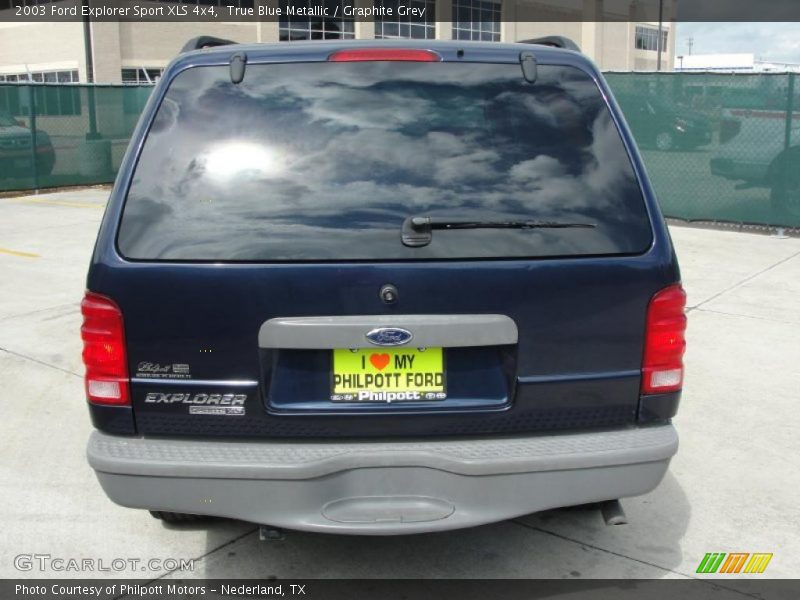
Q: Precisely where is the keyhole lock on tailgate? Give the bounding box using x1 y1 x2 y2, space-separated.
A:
380 284 398 304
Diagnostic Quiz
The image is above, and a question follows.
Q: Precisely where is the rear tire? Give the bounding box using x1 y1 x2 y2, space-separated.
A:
149 510 204 523
36 154 55 176
770 172 800 224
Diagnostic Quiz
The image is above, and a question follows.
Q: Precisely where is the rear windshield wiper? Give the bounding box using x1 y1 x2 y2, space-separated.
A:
401 216 596 248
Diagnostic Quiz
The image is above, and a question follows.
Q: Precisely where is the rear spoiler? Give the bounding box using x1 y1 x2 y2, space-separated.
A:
519 36 581 52
181 35 238 53
179 35 579 55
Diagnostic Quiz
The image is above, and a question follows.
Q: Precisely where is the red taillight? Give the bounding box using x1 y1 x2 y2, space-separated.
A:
80 292 130 406
328 49 441 62
641 284 687 394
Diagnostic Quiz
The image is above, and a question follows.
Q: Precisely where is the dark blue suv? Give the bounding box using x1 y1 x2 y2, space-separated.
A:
83 39 686 534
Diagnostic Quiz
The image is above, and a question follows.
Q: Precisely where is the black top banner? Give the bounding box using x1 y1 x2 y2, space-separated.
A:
2 0 800 23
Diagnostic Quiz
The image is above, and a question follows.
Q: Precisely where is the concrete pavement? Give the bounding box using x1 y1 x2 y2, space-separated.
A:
0 189 798 585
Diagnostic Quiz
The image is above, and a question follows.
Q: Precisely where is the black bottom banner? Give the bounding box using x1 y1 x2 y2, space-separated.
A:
2 579 799 600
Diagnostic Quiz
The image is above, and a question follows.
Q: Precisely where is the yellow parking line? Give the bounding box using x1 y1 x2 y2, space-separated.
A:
0 247 40 259
13 198 104 209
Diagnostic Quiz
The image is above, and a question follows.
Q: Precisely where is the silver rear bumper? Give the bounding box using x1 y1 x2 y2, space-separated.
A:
88 425 678 534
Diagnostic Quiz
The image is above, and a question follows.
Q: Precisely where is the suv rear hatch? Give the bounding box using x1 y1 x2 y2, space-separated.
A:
89 44 679 438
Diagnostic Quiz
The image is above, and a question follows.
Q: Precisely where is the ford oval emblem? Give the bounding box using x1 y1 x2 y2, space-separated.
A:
365 327 413 346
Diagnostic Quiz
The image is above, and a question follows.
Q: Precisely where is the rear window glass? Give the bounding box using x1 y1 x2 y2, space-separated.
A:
118 61 652 261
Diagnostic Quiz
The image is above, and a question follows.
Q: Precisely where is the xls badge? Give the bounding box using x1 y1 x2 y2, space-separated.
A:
136 362 192 379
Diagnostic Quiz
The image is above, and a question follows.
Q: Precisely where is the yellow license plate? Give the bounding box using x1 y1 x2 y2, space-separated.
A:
331 347 446 402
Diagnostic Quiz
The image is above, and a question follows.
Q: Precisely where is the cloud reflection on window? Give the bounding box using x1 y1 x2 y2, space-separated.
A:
118 62 652 261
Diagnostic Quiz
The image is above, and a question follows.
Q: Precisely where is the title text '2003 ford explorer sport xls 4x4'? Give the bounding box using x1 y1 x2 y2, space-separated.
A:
83 38 686 535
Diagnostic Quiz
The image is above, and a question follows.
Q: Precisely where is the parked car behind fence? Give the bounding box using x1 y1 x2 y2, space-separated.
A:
0 109 55 179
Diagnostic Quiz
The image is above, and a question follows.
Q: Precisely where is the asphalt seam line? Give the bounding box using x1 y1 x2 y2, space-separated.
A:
510 520 762 599
694 307 800 326
688 249 800 313
0 345 82 379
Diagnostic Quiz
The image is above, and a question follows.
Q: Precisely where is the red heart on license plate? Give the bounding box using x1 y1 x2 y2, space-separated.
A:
370 353 390 370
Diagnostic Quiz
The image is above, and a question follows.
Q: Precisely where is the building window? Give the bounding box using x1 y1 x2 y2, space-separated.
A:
374 0 435 39
635 25 668 52
0 69 79 83
452 0 500 41
121 68 163 85
279 0 355 41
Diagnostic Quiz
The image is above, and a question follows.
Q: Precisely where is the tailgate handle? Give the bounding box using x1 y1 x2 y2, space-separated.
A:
259 314 518 349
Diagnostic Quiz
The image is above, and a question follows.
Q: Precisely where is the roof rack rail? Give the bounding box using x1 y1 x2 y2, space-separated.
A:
181 36 238 53
519 36 581 53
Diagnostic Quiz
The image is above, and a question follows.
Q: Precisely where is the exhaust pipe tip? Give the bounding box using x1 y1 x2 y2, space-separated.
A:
259 525 286 541
600 499 628 526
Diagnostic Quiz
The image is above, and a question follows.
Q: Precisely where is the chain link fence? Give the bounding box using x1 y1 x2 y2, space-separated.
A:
605 71 800 229
2 73 799 228
0 84 151 191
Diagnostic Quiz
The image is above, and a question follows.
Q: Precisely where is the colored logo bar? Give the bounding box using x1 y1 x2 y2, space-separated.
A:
697 553 773 574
